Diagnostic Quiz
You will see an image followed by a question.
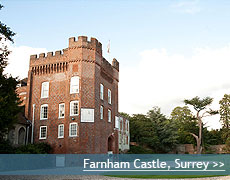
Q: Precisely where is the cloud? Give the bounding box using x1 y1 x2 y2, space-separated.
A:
171 0 201 14
4 46 47 79
119 45 230 129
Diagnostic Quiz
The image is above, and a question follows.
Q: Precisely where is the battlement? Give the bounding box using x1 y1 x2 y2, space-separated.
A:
69 36 102 55
30 49 66 60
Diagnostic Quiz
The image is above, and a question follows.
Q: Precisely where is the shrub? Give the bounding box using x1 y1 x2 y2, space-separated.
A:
15 142 52 154
127 145 155 154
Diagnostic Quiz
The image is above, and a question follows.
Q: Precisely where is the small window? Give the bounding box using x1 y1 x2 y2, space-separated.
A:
115 116 119 128
59 103 65 118
108 109 111 122
108 89 111 104
41 82 49 98
58 124 64 138
39 126 47 139
70 76 79 94
70 101 79 116
100 106 103 120
100 84 104 100
69 123 78 137
40 104 48 120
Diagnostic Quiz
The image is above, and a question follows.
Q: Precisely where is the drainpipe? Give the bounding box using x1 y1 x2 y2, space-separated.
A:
31 104 35 144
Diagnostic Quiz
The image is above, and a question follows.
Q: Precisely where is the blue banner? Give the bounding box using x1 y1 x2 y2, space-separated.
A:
0 154 229 175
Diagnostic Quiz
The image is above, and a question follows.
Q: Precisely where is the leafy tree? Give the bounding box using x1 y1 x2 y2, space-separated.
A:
170 106 198 144
129 107 178 153
219 94 230 141
0 4 21 141
129 114 157 147
147 107 178 153
184 96 218 154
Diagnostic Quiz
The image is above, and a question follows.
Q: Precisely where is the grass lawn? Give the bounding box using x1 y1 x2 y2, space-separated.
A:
106 175 227 179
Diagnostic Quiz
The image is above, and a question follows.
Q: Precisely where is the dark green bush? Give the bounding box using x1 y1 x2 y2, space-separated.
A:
0 141 52 154
127 145 154 154
0 140 15 154
15 142 52 154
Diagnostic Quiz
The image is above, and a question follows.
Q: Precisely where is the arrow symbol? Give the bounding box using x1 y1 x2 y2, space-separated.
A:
219 162 224 167
213 162 218 167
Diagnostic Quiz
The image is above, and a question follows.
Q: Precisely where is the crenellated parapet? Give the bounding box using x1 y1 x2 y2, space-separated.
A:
29 49 69 75
29 36 119 78
30 49 67 62
69 36 102 55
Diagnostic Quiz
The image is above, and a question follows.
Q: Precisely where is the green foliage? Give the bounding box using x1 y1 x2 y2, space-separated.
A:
127 145 155 154
129 107 178 153
0 4 21 140
203 129 225 145
0 140 15 153
0 140 52 154
0 4 16 42
119 112 131 119
15 143 52 154
147 107 178 152
183 96 218 154
170 106 197 144
184 96 214 112
219 94 230 141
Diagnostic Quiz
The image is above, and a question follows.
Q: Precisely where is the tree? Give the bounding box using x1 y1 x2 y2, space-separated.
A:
170 106 198 144
147 107 178 153
129 107 178 153
0 4 21 140
219 94 230 141
184 96 218 154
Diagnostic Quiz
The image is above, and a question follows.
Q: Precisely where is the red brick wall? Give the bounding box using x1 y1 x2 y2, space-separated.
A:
25 36 119 154
17 86 27 106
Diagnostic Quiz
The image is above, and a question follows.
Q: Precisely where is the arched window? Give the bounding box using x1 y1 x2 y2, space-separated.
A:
18 127 25 145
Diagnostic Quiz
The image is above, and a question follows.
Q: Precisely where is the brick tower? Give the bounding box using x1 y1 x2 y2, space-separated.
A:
25 36 119 154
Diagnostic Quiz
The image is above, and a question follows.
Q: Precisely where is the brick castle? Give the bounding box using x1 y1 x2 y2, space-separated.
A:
14 36 129 154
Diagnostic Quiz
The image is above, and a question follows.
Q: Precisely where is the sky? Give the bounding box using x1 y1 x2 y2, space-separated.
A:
2 0 230 129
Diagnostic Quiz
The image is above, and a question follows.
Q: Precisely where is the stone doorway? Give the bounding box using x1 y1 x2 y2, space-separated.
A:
108 135 114 154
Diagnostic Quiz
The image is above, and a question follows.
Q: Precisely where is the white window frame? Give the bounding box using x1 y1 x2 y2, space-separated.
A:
108 109 111 122
100 84 104 100
70 76 79 94
59 103 65 118
100 105 103 120
108 89 111 104
40 104 48 120
41 82 49 98
70 101 79 116
58 124 64 138
69 123 78 137
39 126 47 139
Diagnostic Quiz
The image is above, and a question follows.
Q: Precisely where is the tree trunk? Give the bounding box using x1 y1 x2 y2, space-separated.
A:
197 114 202 154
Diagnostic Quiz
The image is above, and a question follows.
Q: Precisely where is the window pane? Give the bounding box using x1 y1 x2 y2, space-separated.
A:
41 105 48 119
100 106 103 120
100 84 103 100
70 76 79 94
108 89 111 104
108 109 111 122
41 82 49 98
58 125 64 138
40 126 47 139
70 101 78 116
59 104 65 118
70 123 77 136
